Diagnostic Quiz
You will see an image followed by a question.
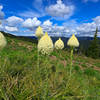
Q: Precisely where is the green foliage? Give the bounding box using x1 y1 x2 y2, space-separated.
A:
87 28 100 59
0 33 100 100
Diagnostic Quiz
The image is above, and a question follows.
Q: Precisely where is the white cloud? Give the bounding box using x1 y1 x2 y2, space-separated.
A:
75 16 100 37
0 5 5 20
93 16 100 27
42 24 76 37
65 29 70 33
0 24 4 31
0 5 3 10
13 30 35 36
77 22 96 32
76 22 97 37
46 0 75 19
43 20 52 26
18 10 44 18
5 26 18 32
0 4 100 38
6 16 24 27
22 17 41 30
63 20 78 30
76 16 100 37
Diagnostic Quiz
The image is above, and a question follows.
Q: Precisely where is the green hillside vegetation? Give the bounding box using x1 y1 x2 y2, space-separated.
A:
0 32 100 100
87 28 100 59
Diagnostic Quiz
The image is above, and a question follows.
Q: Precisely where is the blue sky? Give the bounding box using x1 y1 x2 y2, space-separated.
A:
0 0 100 37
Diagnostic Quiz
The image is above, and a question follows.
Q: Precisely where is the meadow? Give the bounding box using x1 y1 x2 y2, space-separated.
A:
0 33 100 100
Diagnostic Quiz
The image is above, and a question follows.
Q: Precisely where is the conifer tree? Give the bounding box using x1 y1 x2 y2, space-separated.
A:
87 27 100 59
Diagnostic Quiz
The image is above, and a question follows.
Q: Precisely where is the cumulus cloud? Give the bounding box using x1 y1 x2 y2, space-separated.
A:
93 16 100 27
42 23 76 37
76 16 100 37
6 16 24 27
46 0 75 19
5 26 18 32
76 22 97 37
22 17 41 30
0 3 100 37
55 26 76 37
43 20 52 26
77 22 96 33
0 5 5 20
47 16 100 37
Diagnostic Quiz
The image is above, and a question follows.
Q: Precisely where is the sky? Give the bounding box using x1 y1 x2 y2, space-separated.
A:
0 0 100 37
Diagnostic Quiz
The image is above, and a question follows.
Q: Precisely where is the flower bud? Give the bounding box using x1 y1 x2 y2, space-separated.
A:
67 34 79 47
38 32 53 55
35 26 43 38
0 32 7 50
55 38 64 50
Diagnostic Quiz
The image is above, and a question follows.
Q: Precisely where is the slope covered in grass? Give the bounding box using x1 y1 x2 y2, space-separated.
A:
0 33 100 100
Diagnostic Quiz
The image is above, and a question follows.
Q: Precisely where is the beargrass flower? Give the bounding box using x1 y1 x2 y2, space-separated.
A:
38 32 53 55
67 34 79 77
67 34 79 47
35 26 43 38
55 38 64 50
0 32 7 50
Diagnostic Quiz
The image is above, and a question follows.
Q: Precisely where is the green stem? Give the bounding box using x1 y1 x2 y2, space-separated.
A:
43 56 49 100
37 49 39 72
37 37 41 72
70 47 74 77
37 39 40 100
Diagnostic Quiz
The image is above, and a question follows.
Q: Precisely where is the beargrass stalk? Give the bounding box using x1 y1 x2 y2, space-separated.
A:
37 32 53 99
70 47 74 77
35 26 43 72
67 34 79 76
35 26 44 99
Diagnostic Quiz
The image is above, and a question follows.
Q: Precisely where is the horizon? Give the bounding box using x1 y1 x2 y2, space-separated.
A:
2 31 100 38
0 0 100 37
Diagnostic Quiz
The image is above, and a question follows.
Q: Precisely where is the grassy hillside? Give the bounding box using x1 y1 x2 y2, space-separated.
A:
0 33 100 100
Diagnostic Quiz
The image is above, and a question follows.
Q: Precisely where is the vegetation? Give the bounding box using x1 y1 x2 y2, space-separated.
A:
86 28 100 59
0 32 100 100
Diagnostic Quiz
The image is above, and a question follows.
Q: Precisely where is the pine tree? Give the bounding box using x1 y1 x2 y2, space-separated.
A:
87 27 100 59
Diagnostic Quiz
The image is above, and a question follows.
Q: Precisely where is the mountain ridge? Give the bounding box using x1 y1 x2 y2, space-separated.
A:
1 31 100 50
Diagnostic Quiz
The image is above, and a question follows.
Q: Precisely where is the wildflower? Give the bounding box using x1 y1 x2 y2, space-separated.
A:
35 26 43 38
67 34 79 77
67 34 79 47
55 38 64 50
0 32 7 50
38 32 53 55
